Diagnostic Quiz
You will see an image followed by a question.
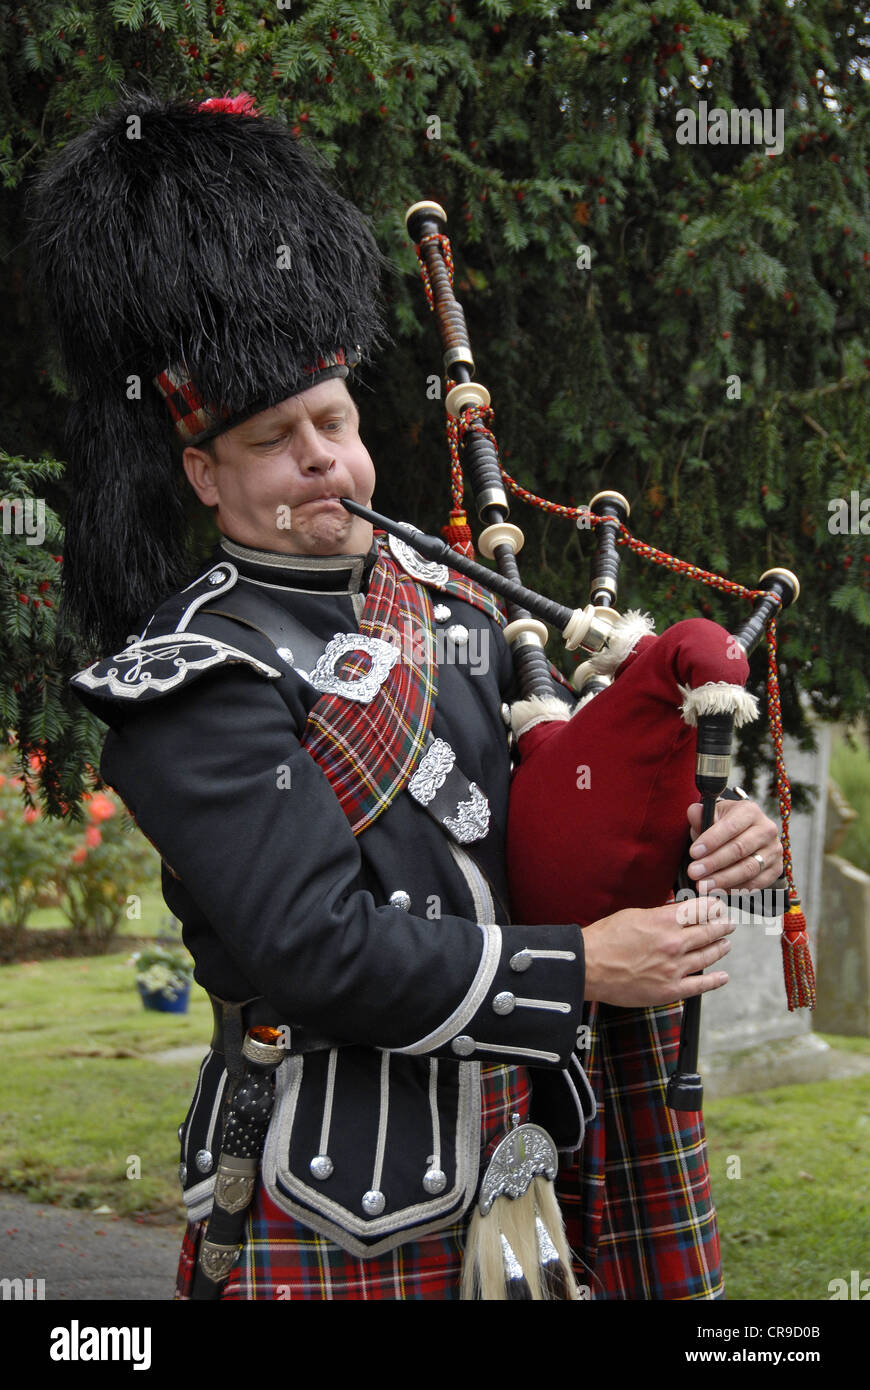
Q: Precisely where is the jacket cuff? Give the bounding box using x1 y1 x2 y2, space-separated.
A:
397 923 585 1069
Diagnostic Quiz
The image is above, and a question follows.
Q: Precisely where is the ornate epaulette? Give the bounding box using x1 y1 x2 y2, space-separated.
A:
383 533 507 628
70 562 282 710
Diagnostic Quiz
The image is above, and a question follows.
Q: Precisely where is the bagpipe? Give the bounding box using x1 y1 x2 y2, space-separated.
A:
344 199 816 1115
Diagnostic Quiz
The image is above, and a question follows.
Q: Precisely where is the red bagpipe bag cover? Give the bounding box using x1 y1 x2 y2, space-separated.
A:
506 617 751 928
507 616 749 1299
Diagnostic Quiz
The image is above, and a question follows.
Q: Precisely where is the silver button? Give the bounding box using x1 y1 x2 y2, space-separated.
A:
195 1148 213 1174
310 1154 334 1180
493 991 516 1015
433 604 451 622
362 1189 386 1216
389 890 411 911
423 1167 447 1194
178 1163 187 1185
510 950 533 973
177 1124 184 1143
208 571 226 584
500 702 512 727
451 1035 475 1057
446 623 469 645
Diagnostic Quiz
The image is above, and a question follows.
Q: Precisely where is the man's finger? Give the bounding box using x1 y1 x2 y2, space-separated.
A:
683 936 733 976
677 969 730 1000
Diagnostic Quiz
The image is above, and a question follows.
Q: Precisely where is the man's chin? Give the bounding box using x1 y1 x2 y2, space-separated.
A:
295 512 355 554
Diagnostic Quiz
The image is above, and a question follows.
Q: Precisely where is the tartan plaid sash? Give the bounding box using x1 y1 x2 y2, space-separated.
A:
301 537 504 837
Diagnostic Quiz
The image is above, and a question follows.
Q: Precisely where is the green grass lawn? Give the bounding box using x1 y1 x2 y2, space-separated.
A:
2 941 869 1295
1 941 211 1221
706 1043 870 1301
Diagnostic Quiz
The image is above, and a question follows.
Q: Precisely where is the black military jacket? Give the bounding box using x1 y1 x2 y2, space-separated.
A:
72 535 592 1255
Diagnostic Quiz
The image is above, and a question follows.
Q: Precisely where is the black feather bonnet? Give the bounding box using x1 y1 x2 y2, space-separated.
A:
32 92 384 652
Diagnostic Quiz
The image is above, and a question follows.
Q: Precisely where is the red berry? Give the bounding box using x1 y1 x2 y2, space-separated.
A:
599 194 606 203
379 104 387 115
722 331 731 339
330 28 338 39
679 213 688 222
18 594 28 603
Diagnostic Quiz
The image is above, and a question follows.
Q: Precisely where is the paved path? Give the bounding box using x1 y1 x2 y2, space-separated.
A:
0 1192 184 1301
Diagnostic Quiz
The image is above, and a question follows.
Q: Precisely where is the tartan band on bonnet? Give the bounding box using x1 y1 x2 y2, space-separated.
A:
154 348 361 445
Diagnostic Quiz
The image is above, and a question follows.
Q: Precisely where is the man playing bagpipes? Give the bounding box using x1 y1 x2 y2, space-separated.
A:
32 92 785 1300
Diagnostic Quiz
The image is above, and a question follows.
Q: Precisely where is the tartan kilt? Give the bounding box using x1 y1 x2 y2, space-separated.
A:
557 1000 724 1301
176 1062 532 1301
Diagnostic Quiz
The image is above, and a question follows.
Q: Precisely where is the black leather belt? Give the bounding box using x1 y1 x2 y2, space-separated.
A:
209 994 337 1077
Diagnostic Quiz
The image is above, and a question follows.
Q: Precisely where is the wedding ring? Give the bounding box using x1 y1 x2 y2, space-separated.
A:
752 853 766 872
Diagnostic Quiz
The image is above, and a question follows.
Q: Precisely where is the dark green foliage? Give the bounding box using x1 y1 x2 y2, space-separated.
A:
1 0 868 797
0 452 103 814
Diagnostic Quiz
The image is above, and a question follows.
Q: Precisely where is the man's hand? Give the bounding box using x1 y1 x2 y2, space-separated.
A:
582 896 734 1007
685 797 783 893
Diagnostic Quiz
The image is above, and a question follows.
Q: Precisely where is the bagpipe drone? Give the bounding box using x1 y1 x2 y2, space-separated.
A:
343 201 816 1119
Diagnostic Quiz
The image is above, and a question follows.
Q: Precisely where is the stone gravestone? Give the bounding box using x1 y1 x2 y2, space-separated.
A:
701 718 836 1097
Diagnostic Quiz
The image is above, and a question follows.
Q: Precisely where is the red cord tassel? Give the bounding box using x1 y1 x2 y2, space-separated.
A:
442 508 475 558
781 898 816 1011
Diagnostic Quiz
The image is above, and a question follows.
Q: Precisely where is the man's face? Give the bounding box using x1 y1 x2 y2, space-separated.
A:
182 379 376 556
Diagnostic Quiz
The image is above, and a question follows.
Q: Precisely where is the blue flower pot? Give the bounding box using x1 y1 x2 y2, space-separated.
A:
137 981 190 1014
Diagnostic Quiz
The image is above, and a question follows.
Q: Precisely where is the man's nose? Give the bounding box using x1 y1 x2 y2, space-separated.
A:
297 423 335 473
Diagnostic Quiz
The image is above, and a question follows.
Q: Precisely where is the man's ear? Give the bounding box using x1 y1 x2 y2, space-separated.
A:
182 442 220 507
